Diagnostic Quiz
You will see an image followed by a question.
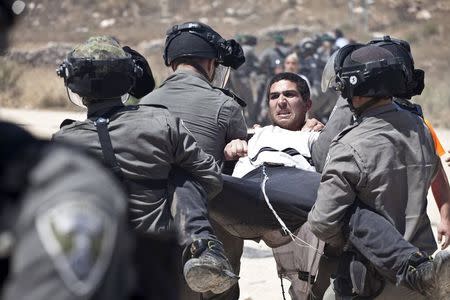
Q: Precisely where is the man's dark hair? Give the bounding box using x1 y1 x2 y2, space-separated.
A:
267 72 310 102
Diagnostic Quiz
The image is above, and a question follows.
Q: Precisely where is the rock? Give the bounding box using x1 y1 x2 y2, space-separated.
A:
199 17 209 24
416 9 431 20
75 27 89 33
99 18 116 28
353 6 364 14
7 43 74 67
222 17 240 25
257 24 300 37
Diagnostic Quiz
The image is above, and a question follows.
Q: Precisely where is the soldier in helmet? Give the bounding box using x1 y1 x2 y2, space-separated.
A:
308 42 450 299
140 21 247 300
0 2 131 299
53 36 238 296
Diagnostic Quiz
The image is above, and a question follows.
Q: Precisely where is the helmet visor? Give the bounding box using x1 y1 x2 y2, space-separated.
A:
211 65 231 89
321 50 339 93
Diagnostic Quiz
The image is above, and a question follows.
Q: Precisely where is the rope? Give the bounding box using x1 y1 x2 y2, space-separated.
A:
280 274 287 300
261 165 325 256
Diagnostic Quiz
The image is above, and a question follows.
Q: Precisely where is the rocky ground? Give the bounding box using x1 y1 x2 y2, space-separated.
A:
2 0 450 126
1 107 449 300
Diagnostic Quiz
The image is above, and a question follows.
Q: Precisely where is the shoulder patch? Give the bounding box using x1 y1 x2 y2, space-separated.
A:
214 87 247 107
36 197 117 296
60 119 76 129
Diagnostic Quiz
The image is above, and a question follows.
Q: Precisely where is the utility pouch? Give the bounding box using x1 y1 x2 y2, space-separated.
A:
333 251 385 299
349 260 367 295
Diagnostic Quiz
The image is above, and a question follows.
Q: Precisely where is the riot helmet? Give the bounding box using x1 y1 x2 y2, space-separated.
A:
321 44 408 100
163 21 245 70
298 38 317 58
367 36 424 98
235 34 257 47
56 36 143 107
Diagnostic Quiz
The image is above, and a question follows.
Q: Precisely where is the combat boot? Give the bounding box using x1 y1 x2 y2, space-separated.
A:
402 250 450 299
183 239 239 294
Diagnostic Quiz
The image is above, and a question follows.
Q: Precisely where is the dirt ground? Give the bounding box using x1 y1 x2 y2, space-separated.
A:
1 107 450 300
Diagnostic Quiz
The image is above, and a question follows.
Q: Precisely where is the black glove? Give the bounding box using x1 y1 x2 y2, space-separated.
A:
123 46 155 98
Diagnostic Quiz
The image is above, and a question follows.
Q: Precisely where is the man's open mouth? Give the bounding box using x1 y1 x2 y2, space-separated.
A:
277 111 291 116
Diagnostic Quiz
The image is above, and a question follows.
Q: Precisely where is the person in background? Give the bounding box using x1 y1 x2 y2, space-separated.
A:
229 34 260 126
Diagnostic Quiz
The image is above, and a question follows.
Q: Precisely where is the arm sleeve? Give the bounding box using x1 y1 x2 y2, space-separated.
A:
170 117 223 199
311 97 353 172
219 100 248 143
308 141 363 245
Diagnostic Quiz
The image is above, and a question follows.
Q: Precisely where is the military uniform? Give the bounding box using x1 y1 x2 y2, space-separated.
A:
311 96 353 172
53 102 223 247
141 69 247 300
141 70 247 166
0 122 129 300
308 103 438 298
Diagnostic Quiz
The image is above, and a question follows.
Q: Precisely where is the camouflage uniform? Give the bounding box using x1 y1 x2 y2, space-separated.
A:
54 37 223 247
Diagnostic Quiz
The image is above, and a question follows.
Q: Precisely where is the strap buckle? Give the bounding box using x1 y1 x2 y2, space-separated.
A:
94 117 109 126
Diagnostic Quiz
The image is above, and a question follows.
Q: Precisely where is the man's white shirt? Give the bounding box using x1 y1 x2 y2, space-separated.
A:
232 125 319 178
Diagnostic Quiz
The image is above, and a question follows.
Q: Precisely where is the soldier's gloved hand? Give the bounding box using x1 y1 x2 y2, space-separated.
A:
301 118 324 132
224 139 248 161
123 46 155 98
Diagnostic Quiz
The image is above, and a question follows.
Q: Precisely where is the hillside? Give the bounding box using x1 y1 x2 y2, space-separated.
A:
3 0 450 125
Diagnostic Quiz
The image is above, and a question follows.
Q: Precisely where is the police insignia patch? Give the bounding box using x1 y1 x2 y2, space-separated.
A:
36 197 116 296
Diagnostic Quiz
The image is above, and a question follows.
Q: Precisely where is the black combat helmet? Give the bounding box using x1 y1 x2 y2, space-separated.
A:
368 36 424 99
56 36 143 107
322 44 408 100
163 21 245 70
